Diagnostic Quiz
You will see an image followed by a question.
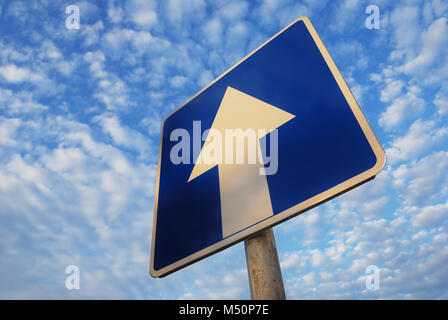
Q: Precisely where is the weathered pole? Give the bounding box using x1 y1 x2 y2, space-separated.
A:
244 228 286 300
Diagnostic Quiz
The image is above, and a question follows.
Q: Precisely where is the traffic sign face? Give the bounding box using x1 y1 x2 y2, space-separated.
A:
150 16 385 277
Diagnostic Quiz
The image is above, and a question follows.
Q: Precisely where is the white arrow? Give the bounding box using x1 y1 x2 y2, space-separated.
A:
188 86 295 238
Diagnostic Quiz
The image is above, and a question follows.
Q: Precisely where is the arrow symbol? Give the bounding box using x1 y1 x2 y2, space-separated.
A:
188 86 295 238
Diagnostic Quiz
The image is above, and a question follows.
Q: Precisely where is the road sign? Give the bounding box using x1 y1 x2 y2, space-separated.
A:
150 16 386 277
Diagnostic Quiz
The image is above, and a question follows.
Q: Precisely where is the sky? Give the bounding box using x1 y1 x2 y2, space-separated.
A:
0 0 447 299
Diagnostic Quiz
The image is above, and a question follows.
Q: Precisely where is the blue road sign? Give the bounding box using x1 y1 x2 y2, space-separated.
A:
150 17 385 277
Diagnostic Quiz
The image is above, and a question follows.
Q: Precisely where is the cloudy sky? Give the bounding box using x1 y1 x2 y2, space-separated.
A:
0 0 447 299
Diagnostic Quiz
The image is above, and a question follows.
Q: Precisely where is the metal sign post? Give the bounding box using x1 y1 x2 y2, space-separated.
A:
245 228 286 300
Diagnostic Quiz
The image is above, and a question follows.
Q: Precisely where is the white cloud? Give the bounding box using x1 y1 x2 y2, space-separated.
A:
164 0 206 25
278 3 310 27
0 112 159 298
80 20 105 47
39 41 62 60
107 1 124 24
378 86 425 130
219 1 249 21
125 0 158 28
170 75 188 88
280 252 300 270
198 70 213 87
302 271 316 286
94 113 151 155
55 59 78 77
5 154 48 192
412 202 448 229
434 84 448 115
403 17 448 75
0 117 21 146
386 5 448 85
77 1 100 21
141 116 162 136
386 120 448 163
380 80 405 103
255 0 318 28
310 250 327 267
41 148 86 173
329 0 362 31
227 21 249 41
175 244 249 299
202 17 223 46
83 51 107 78
0 64 31 83
392 151 448 206
431 0 448 16
103 28 153 53
7 1 27 21
83 51 133 111
278 209 319 234
132 12 157 27
369 73 382 82
390 6 421 56
0 89 48 115
279 192 448 299
94 78 130 111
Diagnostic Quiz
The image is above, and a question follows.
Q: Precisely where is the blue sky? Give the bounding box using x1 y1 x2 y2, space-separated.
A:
0 0 447 299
